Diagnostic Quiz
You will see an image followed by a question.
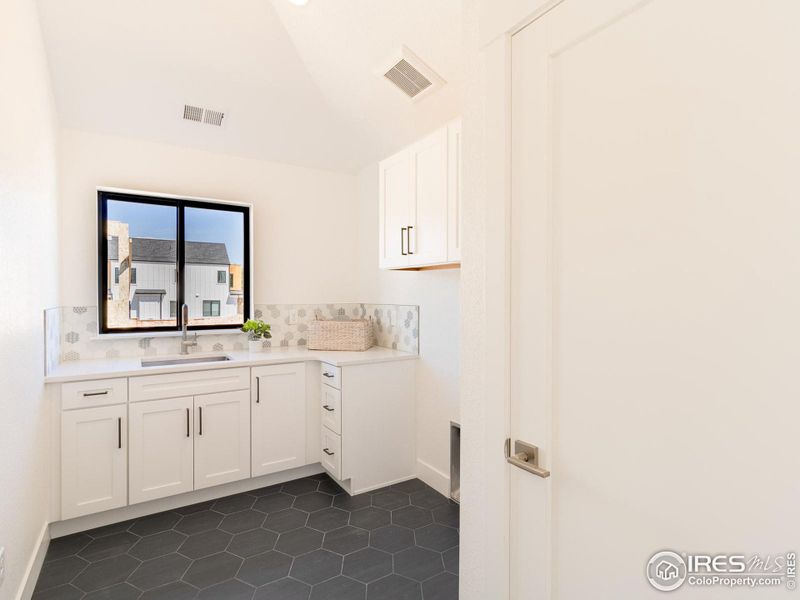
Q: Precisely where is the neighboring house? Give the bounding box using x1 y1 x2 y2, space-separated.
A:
107 228 238 324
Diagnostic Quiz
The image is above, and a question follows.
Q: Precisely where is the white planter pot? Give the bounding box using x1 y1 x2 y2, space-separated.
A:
249 339 264 353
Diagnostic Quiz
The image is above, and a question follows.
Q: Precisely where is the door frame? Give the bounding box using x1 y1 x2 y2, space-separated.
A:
462 1 564 598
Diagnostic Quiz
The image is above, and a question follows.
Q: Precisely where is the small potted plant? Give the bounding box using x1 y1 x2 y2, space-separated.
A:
242 319 271 353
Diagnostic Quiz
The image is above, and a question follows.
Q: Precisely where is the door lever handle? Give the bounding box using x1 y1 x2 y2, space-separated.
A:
505 438 550 478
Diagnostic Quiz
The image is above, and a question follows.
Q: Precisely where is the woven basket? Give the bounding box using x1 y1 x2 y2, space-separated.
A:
307 318 374 351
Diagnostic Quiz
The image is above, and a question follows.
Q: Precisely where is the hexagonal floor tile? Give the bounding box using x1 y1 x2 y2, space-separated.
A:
213 493 256 514
409 489 448 510
129 530 187 561
128 512 181 536
332 493 371 512
253 493 294 514
342 548 393 583
371 491 410 511
432 503 459 529
178 528 232 559
317 478 343 495
394 547 444 582
238 551 293 586
293 492 334 512
367 574 421 600
73 555 140 593
44 534 91 562
228 528 278 558
310 575 365 600
264 509 308 533
78 532 139 562
219 509 265 534
290 549 342 585
254 577 311 600
128 553 191 591
415 524 458 552
443 546 458 575
391 506 432 530
369 526 414 554
307 507 350 532
175 510 223 535
198 579 256 599
349 507 390 530
421 572 458 600
390 479 427 495
139 581 197 600
83 582 140 600
34 555 88 591
275 528 323 556
183 552 242 589
323 526 369 555
282 478 319 496
32 584 83 600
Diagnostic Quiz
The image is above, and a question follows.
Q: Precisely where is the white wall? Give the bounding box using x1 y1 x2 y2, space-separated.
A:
0 0 59 597
358 165 460 496
58 129 361 307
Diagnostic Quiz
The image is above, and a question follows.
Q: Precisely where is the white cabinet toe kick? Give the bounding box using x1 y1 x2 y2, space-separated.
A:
53 357 416 529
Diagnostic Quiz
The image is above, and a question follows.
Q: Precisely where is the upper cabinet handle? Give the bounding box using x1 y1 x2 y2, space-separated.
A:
401 227 408 255
407 226 414 255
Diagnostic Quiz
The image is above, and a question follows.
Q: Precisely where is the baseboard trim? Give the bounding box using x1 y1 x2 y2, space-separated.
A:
416 459 450 498
16 521 49 600
51 463 324 538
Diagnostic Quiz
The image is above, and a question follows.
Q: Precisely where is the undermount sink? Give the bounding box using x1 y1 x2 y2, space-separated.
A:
141 355 233 368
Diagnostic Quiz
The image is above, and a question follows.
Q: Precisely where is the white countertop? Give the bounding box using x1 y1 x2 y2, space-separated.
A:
45 346 418 383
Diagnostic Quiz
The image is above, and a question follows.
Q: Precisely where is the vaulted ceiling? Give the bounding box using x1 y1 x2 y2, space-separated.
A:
35 0 463 173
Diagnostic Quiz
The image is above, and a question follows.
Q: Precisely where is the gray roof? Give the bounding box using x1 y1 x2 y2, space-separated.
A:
107 237 230 265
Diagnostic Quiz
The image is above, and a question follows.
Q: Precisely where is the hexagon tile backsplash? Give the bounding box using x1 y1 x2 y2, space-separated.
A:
45 303 419 370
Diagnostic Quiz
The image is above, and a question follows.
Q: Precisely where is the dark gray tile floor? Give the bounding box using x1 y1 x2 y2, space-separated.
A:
35 474 459 600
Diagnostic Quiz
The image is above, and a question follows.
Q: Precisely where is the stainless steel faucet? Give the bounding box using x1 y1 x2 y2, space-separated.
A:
180 303 198 355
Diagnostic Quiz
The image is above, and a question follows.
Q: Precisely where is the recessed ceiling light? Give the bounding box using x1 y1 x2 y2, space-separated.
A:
287 0 309 6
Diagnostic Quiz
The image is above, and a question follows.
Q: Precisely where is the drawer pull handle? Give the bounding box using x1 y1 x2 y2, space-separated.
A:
407 225 414 255
186 408 190 437
198 406 203 436
256 377 260 404
117 417 122 449
322 405 335 412
84 390 109 397
323 372 334 379
401 227 408 255
323 448 335 456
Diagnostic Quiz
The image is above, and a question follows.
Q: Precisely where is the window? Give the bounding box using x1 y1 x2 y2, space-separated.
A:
203 300 220 317
230 273 234 288
98 190 250 333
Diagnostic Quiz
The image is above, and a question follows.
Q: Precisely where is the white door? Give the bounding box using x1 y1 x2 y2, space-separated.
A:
409 127 449 266
379 150 411 269
509 1 800 598
194 389 251 489
129 396 193 504
61 405 127 519
252 363 306 477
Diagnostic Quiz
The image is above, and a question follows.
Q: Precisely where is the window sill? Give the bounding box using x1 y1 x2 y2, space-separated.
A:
92 328 244 341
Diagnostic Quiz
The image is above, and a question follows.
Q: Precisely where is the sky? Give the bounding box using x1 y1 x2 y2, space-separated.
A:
107 200 245 264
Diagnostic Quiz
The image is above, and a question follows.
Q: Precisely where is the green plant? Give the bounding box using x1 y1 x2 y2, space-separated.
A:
242 319 272 341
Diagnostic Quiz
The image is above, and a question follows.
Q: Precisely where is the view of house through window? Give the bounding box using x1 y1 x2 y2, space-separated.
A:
99 192 249 333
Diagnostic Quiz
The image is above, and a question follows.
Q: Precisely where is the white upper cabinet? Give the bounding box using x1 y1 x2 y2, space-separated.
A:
378 118 462 270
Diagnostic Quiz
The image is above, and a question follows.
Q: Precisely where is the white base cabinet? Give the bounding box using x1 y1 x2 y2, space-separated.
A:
129 396 194 504
61 404 127 520
252 363 306 477
194 390 251 490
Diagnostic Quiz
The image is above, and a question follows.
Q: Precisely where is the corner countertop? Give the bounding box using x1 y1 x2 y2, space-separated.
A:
45 346 418 383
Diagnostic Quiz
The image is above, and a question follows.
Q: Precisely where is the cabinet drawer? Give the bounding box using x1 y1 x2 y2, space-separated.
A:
62 378 128 410
130 367 249 402
320 384 342 435
320 363 341 390
320 427 342 480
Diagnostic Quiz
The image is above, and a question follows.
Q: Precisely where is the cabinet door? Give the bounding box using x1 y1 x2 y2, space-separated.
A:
194 390 251 489
129 396 194 504
447 118 462 262
61 405 127 519
409 127 449 266
252 363 306 477
379 149 411 269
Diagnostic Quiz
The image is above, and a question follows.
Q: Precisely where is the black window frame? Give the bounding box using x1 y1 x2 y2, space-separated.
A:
98 190 251 334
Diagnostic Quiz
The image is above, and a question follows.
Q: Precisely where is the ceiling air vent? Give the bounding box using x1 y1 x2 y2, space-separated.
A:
182 104 225 127
380 46 445 102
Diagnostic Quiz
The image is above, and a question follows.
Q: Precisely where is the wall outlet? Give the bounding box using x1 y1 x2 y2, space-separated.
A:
288 309 298 325
0 546 6 586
